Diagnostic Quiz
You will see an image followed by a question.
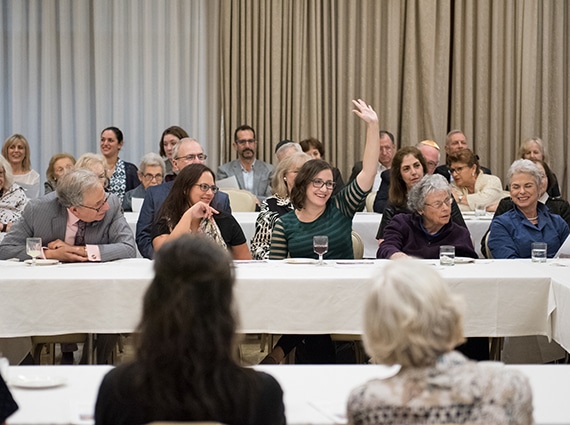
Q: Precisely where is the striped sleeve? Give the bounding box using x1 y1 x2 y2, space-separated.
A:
333 178 369 218
268 218 288 260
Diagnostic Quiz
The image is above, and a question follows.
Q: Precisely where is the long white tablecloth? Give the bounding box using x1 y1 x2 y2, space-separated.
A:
0 259 564 348
125 211 491 258
6 364 570 425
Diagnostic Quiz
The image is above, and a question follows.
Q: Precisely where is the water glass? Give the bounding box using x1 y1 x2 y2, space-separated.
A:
313 235 328 265
475 203 486 217
531 242 547 263
439 245 455 266
26 237 42 266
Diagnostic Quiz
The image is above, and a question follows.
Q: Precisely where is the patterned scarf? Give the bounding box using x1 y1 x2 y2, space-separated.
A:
199 217 227 249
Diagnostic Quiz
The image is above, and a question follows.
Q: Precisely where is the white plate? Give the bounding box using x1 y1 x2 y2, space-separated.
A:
455 257 475 264
24 259 59 266
284 258 317 264
11 374 67 388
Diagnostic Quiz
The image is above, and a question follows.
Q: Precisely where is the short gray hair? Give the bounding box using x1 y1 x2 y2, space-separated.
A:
139 152 166 175
407 174 451 212
0 155 14 190
57 169 103 208
507 159 542 188
276 142 302 162
363 260 465 367
172 137 200 160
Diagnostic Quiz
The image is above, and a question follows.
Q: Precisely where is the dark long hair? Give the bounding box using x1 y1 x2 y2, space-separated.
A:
157 164 213 230
135 234 260 420
290 159 333 210
159 125 189 157
388 146 427 209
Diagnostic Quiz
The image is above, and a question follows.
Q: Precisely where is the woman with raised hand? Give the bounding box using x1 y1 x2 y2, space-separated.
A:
95 235 285 425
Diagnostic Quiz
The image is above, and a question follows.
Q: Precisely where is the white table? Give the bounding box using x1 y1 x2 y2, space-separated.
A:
0 259 560 345
6 364 570 425
125 211 491 258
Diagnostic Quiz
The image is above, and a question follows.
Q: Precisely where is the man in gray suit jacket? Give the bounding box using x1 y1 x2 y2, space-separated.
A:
217 125 274 203
0 168 136 262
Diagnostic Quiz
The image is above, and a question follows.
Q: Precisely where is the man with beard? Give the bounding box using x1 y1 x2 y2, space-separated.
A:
217 125 274 204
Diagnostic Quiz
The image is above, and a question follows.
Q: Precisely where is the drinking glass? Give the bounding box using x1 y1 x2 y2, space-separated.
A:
313 235 328 265
531 242 547 263
26 237 42 266
475 203 486 218
439 245 455 266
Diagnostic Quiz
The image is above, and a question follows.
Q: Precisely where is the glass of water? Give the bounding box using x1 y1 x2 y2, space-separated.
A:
475 203 486 218
531 242 547 263
439 245 455 266
26 237 42 266
313 235 328 265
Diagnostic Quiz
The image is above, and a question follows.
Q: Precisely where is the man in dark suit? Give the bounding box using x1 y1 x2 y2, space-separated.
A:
136 138 231 259
435 130 491 181
217 125 274 203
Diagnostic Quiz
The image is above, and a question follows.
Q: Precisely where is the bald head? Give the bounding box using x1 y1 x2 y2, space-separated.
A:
171 138 206 173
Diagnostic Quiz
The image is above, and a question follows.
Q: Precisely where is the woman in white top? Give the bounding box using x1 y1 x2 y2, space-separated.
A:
2 134 40 199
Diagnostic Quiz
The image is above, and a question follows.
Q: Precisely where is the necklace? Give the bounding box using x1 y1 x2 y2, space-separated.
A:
527 216 538 222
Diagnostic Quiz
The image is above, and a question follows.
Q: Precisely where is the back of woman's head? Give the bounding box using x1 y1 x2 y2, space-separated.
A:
139 234 236 361
271 152 311 198
389 146 427 208
363 260 464 367
290 159 332 209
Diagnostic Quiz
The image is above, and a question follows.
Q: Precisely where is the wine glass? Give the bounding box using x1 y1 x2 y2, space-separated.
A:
313 235 328 265
26 237 42 266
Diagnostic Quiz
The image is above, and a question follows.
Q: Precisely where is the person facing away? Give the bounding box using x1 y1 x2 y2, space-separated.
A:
347 260 533 425
95 234 285 425
217 124 274 203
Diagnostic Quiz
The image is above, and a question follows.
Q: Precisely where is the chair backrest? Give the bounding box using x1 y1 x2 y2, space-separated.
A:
365 191 376 212
221 189 257 212
352 231 364 259
484 231 493 259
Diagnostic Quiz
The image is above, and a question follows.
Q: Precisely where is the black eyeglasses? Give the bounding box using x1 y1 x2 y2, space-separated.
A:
142 173 163 182
175 153 207 161
79 193 110 213
311 178 336 190
194 183 219 194
235 139 256 145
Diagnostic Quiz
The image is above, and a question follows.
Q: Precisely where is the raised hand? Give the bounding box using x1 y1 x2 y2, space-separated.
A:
352 99 378 125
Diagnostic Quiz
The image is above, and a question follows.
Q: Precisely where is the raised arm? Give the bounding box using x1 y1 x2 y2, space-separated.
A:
352 99 380 192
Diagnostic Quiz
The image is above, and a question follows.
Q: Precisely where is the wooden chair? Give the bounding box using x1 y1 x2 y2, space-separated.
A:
352 231 364 259
221 189 257 212
365 191 377 212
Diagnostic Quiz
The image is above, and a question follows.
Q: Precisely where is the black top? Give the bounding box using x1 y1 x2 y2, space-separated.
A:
0 375 17 423
95 363 285 425
372 169 391 213
151 211 247 247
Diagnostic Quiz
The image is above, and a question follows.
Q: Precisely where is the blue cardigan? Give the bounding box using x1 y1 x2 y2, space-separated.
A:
488 202 570 259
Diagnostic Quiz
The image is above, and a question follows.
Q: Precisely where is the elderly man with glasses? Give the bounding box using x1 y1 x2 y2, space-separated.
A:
135 137 231 259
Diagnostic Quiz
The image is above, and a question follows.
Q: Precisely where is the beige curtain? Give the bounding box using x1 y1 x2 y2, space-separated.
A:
219 0 569 198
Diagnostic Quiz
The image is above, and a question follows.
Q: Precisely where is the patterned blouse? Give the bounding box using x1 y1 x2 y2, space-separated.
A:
250 194 293 260
0 183 28 227
347 351 533 425
108 158 128 202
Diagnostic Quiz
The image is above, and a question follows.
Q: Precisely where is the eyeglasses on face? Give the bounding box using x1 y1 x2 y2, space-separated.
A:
142 173 163 182
311 178 336 190
424 197 453 209
235 139 256 146
175 153 207 161
426 161 438 169
194 183 219 194
449 165 466 174
79 193 110 213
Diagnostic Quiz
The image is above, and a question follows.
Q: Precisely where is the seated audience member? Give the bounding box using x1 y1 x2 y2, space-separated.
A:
0 156 28 240
136 138 231 259
0 168 136 262
377 174 477 260
159 125 188 178
99 126 139 202
0 374 18 424
95 235 285 425
299 137 344 196
151 164 251 260
347 260 533 425
348 130 395 193
44 153 75 194
275 139 302 162
488 159 570 259
2 134 40 199
435 129 492 180
481 159 570 257
375 146 465 240
217 124 274 203
373 139 440 213
518 136 560 198
448 148 505 212
75 153 109 188
122 153 165 212
250 152 310 259
263 99 379 364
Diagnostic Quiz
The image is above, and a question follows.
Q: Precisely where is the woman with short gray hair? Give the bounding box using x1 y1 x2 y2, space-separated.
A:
122 152 166 212
377 174 477 260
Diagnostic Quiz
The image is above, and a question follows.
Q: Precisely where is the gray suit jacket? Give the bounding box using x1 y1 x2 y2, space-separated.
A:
217 159 274 201
0 191 136 261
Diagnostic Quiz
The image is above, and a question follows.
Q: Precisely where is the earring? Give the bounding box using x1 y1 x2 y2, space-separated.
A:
284 177 287 181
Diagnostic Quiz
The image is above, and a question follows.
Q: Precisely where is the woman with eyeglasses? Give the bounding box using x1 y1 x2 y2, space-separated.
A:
151 163 252 260
378 174 477 260
448 148 505 212
122 153 166 212
261 100 379 365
